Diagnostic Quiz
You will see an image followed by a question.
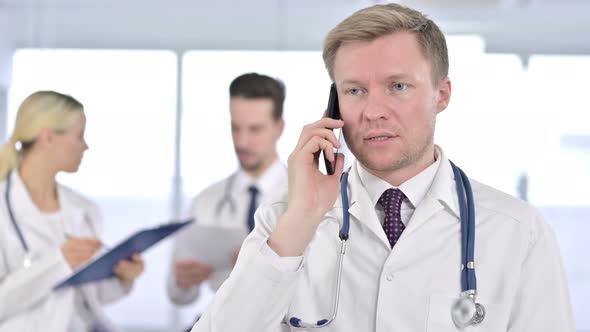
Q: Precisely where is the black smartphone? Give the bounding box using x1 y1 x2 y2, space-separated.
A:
323 83 341 175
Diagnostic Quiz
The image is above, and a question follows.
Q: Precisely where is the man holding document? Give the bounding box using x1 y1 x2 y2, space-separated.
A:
167 73 288 309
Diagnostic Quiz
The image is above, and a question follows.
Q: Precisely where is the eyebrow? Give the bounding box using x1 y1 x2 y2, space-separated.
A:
338 74 412 87
338 79 364 87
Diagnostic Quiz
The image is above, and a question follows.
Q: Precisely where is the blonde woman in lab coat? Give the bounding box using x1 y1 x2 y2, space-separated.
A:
0 91 144 332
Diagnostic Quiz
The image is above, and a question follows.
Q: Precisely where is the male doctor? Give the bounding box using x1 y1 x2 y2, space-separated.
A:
168 73 288 307
192 4 574 332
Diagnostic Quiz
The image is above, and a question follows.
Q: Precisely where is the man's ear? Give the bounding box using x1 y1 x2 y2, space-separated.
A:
436 77 452 114
277 118 285 138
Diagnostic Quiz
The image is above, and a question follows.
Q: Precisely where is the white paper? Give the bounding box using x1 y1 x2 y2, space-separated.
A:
176 224 247 269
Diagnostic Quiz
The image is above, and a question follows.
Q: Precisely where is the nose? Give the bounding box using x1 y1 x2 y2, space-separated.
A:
362 90 391 121
233 129 251 149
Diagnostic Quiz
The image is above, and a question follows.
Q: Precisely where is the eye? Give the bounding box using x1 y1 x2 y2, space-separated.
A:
348 88 362 95
250 125 263 133
391 82 408 91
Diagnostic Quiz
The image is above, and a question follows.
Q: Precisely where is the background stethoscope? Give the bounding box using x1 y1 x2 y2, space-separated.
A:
215 173 238 216
287 161 485 329
4 172 97 271
4 173 33 269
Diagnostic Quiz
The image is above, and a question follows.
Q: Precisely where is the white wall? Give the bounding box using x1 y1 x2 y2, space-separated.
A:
0 32 13 140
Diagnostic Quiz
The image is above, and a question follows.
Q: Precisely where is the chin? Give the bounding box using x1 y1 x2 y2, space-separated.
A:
355 149 394 168
360 152 411 173
63 163 81 173
241 160 266 173
363 160 396 173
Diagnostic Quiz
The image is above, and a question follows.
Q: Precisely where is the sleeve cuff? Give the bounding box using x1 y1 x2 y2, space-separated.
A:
260 241 304 273
167 272 200 305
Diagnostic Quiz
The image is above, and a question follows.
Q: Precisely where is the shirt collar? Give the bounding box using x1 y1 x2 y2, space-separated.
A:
357 148 441 210
425 147 462 221
234 159 286 195
343 145 462 228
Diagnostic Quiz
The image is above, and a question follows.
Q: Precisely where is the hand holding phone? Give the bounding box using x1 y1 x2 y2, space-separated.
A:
323 83 341 175
268 85 344 257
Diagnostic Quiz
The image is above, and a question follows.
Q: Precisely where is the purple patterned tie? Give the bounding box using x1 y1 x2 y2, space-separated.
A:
378 188 406 248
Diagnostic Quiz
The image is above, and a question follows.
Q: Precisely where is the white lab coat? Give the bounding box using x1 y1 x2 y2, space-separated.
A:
192 148 575 332
0 171 129 332
168 161 287 305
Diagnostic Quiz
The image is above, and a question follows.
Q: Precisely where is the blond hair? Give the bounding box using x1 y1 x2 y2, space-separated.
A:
323 3 449 85
0 91 83 180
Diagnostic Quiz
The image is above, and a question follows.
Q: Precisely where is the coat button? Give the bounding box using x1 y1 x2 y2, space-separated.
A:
386 273 394 281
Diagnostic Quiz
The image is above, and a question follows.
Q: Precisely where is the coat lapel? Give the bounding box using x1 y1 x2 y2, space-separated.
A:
9 171 56 245
402 149 461 239
346 162 392 250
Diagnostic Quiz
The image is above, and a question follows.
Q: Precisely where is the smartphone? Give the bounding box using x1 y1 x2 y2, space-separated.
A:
323 83 341 175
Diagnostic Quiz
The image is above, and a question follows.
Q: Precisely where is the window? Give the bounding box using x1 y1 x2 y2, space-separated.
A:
525 55 590 329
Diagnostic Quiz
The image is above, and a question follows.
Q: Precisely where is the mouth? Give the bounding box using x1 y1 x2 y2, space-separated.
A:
237 151 254 160
365 136 393 141
362 131 399 147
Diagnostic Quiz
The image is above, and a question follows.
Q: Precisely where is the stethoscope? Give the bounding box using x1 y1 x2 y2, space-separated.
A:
4 172 96 271
4 173 33 269
287 161 485 329
215 173 238 216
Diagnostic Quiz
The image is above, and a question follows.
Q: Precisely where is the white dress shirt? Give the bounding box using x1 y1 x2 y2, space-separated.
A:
358 154 440 227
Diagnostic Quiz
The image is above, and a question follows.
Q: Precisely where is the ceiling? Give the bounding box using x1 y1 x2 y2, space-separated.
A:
0 0 589 55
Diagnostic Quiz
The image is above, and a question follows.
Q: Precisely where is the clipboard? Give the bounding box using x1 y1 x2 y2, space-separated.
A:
54 218 194 290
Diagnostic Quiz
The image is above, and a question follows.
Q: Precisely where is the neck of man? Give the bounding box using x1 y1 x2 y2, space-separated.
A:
18 152 60 212
244 153 278 179
369 145 436 187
